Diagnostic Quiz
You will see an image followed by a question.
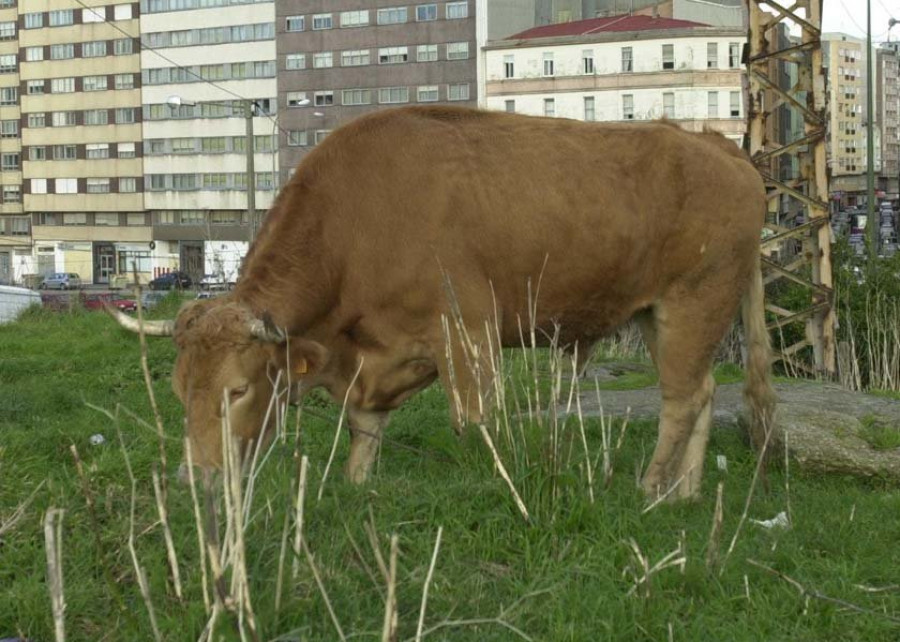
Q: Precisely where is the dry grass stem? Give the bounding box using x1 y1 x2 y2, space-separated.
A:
705 482 725 570
382 534 400 642
365 507 390 584
319 358 364 501
477 421 530 522
44 507 66 642
185 438 212 615
291 455 309 580
415 526 444 642
622 537 686 598
151 467 183 601
303 538 348 642
0 478 45 538
407 588 547 641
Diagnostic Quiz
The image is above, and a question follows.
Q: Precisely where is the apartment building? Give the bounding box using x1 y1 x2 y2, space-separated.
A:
18 1 145 285
483 15 747 143
823 33 866 202
275 1 478 184
140 0 278 282
877 44 899 197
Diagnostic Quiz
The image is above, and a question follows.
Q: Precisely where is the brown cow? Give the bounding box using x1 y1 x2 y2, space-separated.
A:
111 105 776 500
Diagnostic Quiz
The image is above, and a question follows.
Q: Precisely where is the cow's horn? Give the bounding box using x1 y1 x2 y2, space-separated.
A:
105 305 175 336
249 318 285 342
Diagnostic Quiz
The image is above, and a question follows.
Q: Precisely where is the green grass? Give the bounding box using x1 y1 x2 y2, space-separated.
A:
858 415 900 451
2 309 900 640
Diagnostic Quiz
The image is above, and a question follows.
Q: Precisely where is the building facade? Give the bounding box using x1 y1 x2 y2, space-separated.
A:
483 15 746 144
877 44 899 198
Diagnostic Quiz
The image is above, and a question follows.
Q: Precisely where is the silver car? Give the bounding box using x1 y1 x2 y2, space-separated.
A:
40 272 83 290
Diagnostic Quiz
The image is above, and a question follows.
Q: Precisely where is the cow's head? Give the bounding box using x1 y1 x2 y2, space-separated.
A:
109 299 328 475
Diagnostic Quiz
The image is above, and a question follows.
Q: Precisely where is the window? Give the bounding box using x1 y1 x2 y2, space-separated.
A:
286 15 304 32
118 142 136 158
1 153 19 170
314 91 334 107
173 174 197 190
663 92 675 118
50 44 74 60
0 21 13 40
26 80 44 95
446 1 468 19
180 210 203 223
53 145 76 160
87 178 111 194
448 83 469 101
0 87 17 105
287 92 308 107
416 4 437 21
730 91 741 117
447 42 468 60
708 91 718 118
51 78 75 93
55 178 78 194
662 44 674 70
116 108 135 124
621 47 633 73
0 55 14 73
83 6 106 22
417 45 438 62
29 147 47 161
83 75 108 91
49 10 75 27
25 47 43 62
52 111 77 127
378 86 409 104
315 130 331 145
86 143 110 159
63 213 87 225
342 49 370 66
342 88 371 105
583 50 594 74
201 137 226 153
0 119 16 137
341 10 369 27
377 7 407 25
379 46 408 64
504 55 514 78
95 213 120 226
707 42 718 69
417 85 439 102
83 41 107 57
313 52 333 68
2 186 21 203
504 100 515 113
84 110 109 125
543 98 555 117
729 42 741 68
171 138 194 153
114 38 133 55
312 13 333 30
115 74 134 90
287 130 308 146
24 13 42 29
584 96 596 121
543 52 554 77
27 113 46 128
114 4 133 20
286 53 305 70
31 179 47 194
623 94 634 120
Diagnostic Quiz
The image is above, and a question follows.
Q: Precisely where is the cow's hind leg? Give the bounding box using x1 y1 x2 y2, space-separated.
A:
345 408 391 483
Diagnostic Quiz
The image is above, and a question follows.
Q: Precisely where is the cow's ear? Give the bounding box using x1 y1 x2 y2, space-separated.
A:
270 337 329 378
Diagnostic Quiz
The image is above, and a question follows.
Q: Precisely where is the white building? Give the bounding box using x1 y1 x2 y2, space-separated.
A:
482 14 747 144
139 0 278 279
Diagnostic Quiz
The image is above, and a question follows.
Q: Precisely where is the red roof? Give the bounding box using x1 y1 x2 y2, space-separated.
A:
507 14 711 40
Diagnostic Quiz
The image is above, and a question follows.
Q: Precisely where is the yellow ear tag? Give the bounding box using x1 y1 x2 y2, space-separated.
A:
293 359 308 376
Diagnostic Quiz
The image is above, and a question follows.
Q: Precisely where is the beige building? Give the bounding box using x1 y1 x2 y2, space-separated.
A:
823 33 867 201
20 1 146 285
877 44 899 197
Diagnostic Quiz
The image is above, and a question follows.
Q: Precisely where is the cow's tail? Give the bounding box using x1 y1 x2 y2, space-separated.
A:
741 254 777 460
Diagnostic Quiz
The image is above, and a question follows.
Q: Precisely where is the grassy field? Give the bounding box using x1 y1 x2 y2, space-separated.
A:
1 301 899 641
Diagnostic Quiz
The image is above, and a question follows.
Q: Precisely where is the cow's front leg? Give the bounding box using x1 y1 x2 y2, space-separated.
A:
345 408 391 483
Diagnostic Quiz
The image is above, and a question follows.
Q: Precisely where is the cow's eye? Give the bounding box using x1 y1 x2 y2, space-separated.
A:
229 385 249 401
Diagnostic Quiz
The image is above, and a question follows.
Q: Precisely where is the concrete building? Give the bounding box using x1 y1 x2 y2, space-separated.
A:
877 44 899 197
18 1 146 285
483 15 746 143
139 0 278 282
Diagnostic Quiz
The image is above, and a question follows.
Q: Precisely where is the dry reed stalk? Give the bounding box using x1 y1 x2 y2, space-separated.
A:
44 507 66 642
319 358 364 502
0 478 45 538
622 537 686 598
343 521 383 595
382 534 400 642
477 421 530 522
291 455 309 580
571 366 595 503
415 526 444 642
705 482 725 570
274 508 292 614
784 432 793 526
302 539 348 642
408 589 547 642
184 438 212 615
151 467 183 600
365 506 390 584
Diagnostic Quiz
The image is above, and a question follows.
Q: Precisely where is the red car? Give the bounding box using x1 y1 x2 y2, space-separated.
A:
81 293 137 312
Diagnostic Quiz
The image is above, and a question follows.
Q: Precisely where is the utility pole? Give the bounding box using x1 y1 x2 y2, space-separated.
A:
245 99 257 244
867 0 878 263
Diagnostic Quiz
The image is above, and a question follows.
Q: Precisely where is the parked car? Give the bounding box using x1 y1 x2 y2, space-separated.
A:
141 291 170 310
40 273 83 290
148 271 192 290
81 293 137 313
199 273 235 290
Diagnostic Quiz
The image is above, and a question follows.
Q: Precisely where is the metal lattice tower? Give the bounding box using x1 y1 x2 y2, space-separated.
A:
747 0 835 377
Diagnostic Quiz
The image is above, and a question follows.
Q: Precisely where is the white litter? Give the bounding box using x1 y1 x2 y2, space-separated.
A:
89 434 106 446
751 511 790 530
716 455 728 472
